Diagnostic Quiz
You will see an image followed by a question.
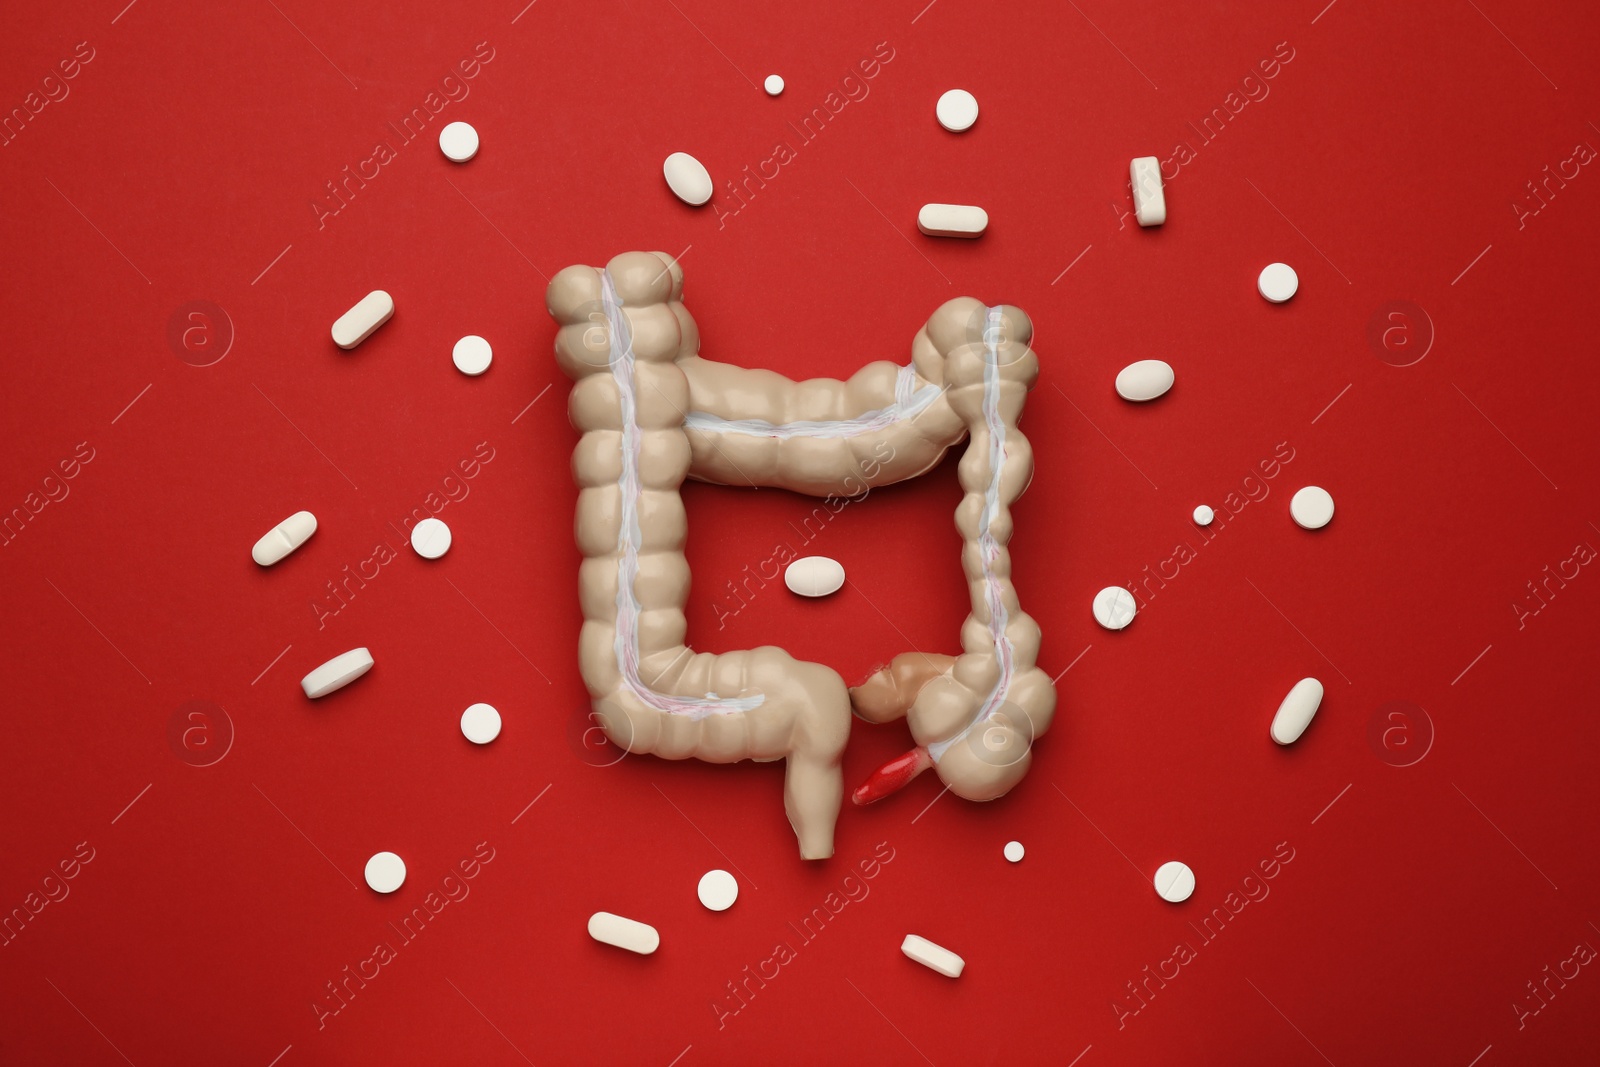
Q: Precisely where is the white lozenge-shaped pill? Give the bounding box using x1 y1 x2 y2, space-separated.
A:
1115 360 1174 402
917 204 987 238
588 912 659 955
902 934 965 977
663 152 713 206
301 648 374 699
1271 677 1324 745
785 556 845 597
1130 156 1166 227
332 290 394 350
252 510 317 566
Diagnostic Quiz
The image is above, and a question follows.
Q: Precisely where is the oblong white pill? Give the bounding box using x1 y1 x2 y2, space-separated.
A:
697 869 738 911
784 556 845 597
588 911 659 955
1193 505 1214 526
365 851 406 893
663 152 713 206
1115 359 1174 401
902 934 964 978
452 335 492 376
1271 677 1324 745
1092 586 1137 630
935 89 978 132
1130 156 1166 227
332 290 395 350
1290 486 1335 529
252 510 317 566
763 74 784 96
301 648 374 699
460 703 502 744
1258 262 1299 303
917 203 988 238
1003 840 1025 863
411 517 452 559
438 121 479 163
1154 860 1195 903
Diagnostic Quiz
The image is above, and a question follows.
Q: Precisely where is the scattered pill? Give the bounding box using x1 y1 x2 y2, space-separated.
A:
917 203 988 238
662 151 713 206
785 555 845 597
588 911 659 955
697 870 738 911
331 290 395 350
1192 505 1214 526
1092 586 1137 630
935 89 978 132
1130 156 1166 227
763 74 784 96
460 703 502 744
411 517 453 559
251 510 317 566
364 851 406 893
1004 840 1025 863
452 335 492 376
438 121 479 162
1289 486 1335 529
1115 359 1174 402
301 648 374 699
902 934 965 978
1271 677 1324 745
1258 262 1299 303
1154 860 1195 903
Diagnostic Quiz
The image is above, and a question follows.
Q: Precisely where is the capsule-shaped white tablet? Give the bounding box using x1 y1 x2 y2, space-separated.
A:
1130 156 1166 227
662 152 713 206
901 934 964 978
1115 359 1174 402
1271 677 1324 745
917 204 987 238
332 290 394 350
588 911 659 955
252 510 317 566
301 648 374 699
784 556 845 597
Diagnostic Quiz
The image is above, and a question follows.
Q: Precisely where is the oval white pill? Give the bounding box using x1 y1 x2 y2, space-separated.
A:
1115 359 1174 402
1271 677 1324 745
331 290 394 350
364 851 406 893
1092 586 1137 630
452 335 492 376
588 911 659 955
410 517 452 559
785 556 845 597
1258 262 1298 303
438 121 479 162
662 151 713 206
697 869 738 911
902 934 965 978
935 89 978 132
1192 505 1214 526
252 510 317 566
460 703 502 744
301 647 374 699
1154 860 1195 903
1004 840 1025 863
917 203 988 238
763 74 784 96
1290 486 1335 529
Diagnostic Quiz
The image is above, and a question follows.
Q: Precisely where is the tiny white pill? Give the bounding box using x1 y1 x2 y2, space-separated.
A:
438 121 479 162
1258 262 1299 303
902 934 964 978
1003 840 1025 863
411 517 452 559
663 151 713 206
1154 860 1195 903
460 703 502 744
1115 359 1174 402
588 911 659 955
935 89 978 132
1290 485 1335 529
1271 677 1324 745
301 648 374 699
1130 156 1166 227
917 203 988 238
763 74 784 96
452 335 492 376
331 290 395 350
1193 505 1214 526
1092 586 1137 630
252 510 317 566
697 869 738 911
365 851 406 893
785 555 845 597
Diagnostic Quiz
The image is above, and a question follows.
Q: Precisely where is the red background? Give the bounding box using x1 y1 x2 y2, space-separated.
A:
4 0 1599 1063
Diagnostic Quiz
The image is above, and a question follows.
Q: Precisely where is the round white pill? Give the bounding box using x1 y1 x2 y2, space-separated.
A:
936 89 979 132
452 335 492 376
1193 505 1214 526
1290 486 1335 530
410 517 452 559
460 703 502 744
1003 840 1025 863
1092 586 1137 630
697 869 738 911
1154 860 1195 903
365 851 406 893
763 74 784 96
438 121 479 163
1258 262 1298 303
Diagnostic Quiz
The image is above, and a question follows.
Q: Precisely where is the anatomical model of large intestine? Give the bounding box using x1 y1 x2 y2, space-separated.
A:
547 250 1056 860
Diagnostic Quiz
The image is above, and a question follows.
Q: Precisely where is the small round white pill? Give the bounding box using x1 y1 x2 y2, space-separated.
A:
1193 505 1214 526
697 869 738 911
1290 486 1335 530
1003 841 1025 863
452 335 492 376
460 703 502 744
763 74 784 96
1092 586 1137 630
1154 860 1195 903
1258 262 1298 303
438 121 479 163
410 517 452 559
365 851 406 893
936 89 978 132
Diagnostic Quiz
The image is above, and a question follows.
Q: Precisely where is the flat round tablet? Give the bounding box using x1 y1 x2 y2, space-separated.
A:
460 703 502 744
438 121 479 163
1290 486 1335 529
1153 860 1194 903
697 869 738 911
936 89 978 132
1193 505 1214 526
1258 262 1298 303
452 335 492 376
365 851 406 893
411 517 453 559
1092 586 1137 630
1004 840 1025 863
764 74 784 96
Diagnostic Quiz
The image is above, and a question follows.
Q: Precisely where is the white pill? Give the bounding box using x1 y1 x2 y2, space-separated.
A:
1114 359 1174 401
364 851 406 893
917 203 988 238
662 151 713 206
902 934 965 978
438 121 479 162
1130 156 1166 227
410 517 452 559
1003 840 1025 863
1154 860 1195 903
935 89 978 132
251 510 317 566
1289 485 1335 529
784 555 845 597
763 74 784 96
460 703 502 744
1271 677 1324 745
1192 505 1214 526
331 290 395 350
301 648 374 699
697 869 738 911
1258 262 1299 303
588 911 659 955
1092 586 1137 630
452 335 492 376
